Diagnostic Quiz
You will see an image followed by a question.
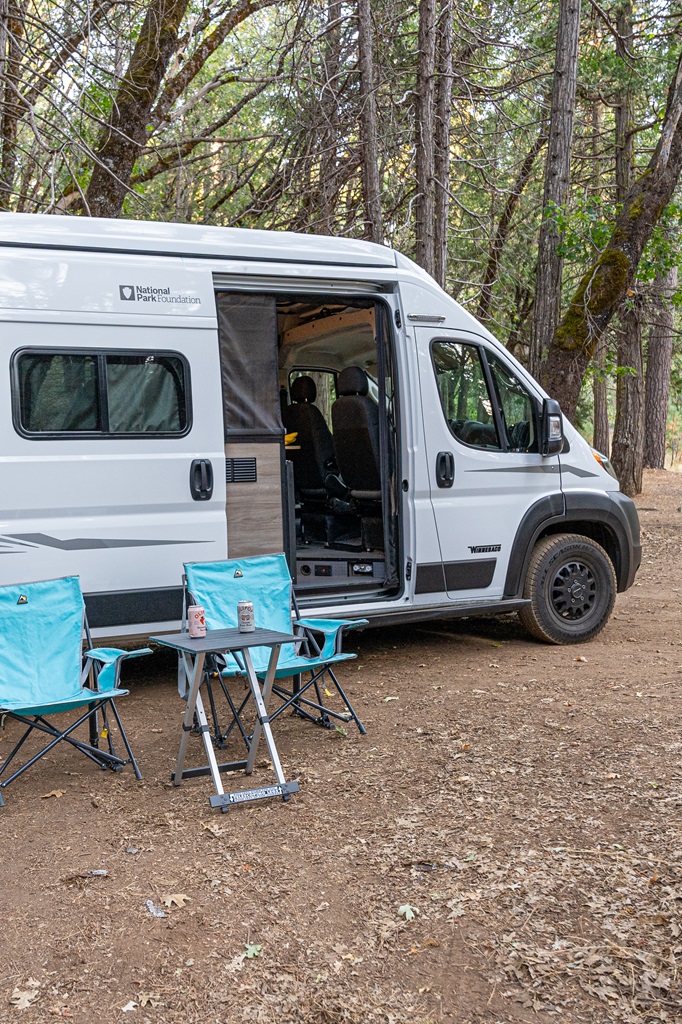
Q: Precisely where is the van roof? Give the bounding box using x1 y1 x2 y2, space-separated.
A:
0 213 398 269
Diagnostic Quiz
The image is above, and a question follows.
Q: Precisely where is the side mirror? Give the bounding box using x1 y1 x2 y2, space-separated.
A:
540 398 563 456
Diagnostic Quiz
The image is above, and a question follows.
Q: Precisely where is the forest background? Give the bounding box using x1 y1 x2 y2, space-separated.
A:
1 0 682 496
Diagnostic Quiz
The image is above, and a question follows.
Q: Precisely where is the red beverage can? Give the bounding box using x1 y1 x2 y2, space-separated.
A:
188 605 206 638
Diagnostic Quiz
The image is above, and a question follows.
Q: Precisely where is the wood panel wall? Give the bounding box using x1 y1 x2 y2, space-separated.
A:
224 441 283 558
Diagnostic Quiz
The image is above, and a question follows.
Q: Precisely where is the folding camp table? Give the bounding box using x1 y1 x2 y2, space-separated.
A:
152 627 299 811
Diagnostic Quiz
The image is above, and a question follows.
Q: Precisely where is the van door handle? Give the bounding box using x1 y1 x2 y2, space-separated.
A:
190 459 214 501
436 451 454 488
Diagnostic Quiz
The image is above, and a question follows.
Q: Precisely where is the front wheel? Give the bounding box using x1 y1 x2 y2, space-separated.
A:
518 534 617 645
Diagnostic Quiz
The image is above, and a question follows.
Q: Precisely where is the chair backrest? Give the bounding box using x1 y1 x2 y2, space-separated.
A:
184 554 295 672
282 376 335 495
331 365 381 495
0 576 84 708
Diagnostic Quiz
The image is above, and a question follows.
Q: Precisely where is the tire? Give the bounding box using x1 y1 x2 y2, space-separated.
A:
518 533 617 645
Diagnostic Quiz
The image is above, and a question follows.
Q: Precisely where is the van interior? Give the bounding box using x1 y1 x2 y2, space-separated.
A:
216 291 400 605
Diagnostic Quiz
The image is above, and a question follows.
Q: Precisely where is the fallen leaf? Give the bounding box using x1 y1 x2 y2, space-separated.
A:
383 696 399 702
398 904 418 921
244 943 262 958
121 1001 138 1012
163 893 191 908
11 979 40 1010
41 790 65 799
139 993 161 1008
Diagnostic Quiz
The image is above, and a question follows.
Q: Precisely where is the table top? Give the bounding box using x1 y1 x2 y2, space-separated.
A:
150 627 297 654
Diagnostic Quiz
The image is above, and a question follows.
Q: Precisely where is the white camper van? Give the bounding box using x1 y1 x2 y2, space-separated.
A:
0 213 640 645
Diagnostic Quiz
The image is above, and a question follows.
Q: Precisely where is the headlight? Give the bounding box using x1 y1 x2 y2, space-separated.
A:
591 448 618 480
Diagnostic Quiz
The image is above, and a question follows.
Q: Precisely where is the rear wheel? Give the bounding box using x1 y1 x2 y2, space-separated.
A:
518 533 616 645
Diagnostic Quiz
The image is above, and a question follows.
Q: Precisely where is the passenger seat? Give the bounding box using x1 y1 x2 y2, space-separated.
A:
331 366 383 550
282 375 336 502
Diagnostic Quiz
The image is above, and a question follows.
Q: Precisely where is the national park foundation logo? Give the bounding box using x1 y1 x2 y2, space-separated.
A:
118 284 201 306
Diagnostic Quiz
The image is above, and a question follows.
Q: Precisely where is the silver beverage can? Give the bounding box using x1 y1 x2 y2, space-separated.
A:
237 600 255 633
187 605 206 638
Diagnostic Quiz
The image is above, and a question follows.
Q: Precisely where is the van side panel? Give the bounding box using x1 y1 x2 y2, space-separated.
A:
0 316 226 636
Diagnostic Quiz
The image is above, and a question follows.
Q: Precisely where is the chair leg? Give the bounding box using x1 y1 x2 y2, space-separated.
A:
325 667 366 735
0 701 139 798
34 715 114 770
0 711 110 790
204 675 225 747
107 700 142 781
0 721 36 779
217 679 252 751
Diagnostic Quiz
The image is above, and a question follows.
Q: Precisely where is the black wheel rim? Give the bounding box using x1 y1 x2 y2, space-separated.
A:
550 560 597 621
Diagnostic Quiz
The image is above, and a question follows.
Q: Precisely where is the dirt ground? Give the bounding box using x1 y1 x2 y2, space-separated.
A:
0 470 680 1024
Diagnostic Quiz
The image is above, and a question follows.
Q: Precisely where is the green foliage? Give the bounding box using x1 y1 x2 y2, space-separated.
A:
1 0 681 427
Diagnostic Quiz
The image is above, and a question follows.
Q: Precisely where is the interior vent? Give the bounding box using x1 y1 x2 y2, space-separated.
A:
225 457 257 483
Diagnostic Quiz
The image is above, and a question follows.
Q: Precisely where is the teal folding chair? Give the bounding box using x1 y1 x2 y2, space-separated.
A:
183 554 367 748
0 576 151 806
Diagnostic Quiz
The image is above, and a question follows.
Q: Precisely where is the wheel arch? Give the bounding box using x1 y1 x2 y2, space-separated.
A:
505 491 638 597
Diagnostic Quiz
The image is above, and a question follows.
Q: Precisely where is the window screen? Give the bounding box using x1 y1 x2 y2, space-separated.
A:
106 355 185 433
14 349 189 437
18 353 100 432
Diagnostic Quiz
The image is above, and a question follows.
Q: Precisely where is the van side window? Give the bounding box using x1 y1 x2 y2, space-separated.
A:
17 353 100 433
106 355 185 433
432 341 501 449
486 352 538 453
14 350 189 437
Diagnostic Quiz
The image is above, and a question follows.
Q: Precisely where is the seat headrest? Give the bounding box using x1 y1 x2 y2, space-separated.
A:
290 375 317 404
337 366 369 397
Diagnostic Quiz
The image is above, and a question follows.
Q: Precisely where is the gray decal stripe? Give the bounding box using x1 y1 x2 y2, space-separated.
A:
6 533 209 550
470 465 560 474
470 464 597 478
559 466 599 478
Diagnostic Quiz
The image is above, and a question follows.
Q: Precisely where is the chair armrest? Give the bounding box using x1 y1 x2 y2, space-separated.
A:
294 618 368 659
84 647 152 691
294 617 368 633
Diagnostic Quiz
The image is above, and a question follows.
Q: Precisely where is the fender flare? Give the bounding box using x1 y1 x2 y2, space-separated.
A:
504 490 641 597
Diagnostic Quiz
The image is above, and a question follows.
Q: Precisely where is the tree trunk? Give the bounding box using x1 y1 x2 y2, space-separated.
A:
592 333 610 455
610 2 645 494
0 1 27 210
84 0 189 218
611 297 644 496
589 97 610 454
541 47 682 421
433 0 453 288
529 0 581 378
357 0 383 243
477 131 547 321
644 264 677 468
414 0 437 275
316 0 342 234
